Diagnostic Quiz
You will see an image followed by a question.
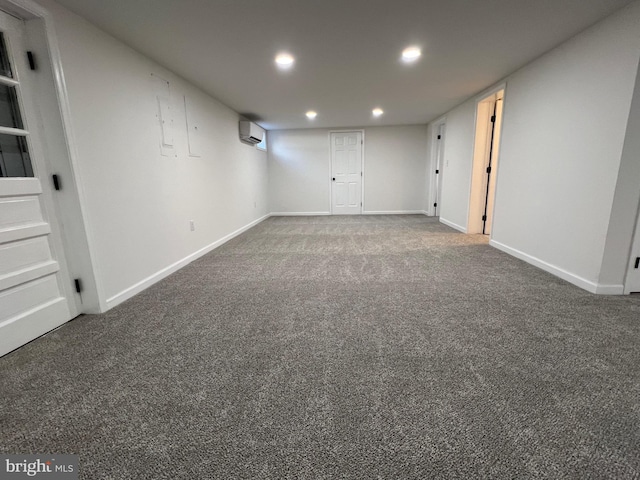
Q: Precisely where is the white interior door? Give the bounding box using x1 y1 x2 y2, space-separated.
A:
0 10 76 356
331 131 362 215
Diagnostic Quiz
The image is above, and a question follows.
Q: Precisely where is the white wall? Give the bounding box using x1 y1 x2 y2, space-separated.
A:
268 126 428 215
37 0 269 309
492 3 640 290
600 57 640 288
431 1 640 292
364 126 429 214
438 101 476 232
33 0 640 309
268 129 331 214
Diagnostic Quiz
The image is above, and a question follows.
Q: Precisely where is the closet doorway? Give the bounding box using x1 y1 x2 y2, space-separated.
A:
468 89 505 235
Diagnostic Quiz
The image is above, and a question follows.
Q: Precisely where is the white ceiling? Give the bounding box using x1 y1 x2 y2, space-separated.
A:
54 0 634 130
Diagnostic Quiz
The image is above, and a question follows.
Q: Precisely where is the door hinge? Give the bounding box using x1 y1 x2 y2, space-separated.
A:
437 135 441 140
434 203 438 208
482 215 487 221
361 171 363 176
74 278 82 293
52 174 61 191
635 257 640 269
491 115 496 123
486 166 492 174
435 169 439 174
27 51 36 70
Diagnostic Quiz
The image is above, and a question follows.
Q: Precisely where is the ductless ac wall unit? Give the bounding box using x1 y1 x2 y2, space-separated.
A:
239 121 264 144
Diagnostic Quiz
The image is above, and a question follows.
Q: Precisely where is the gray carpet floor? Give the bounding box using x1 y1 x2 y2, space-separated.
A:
2 215 640 479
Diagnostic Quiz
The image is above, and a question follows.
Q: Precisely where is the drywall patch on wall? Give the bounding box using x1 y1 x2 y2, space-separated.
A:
184 95 201 157
151 73 174 157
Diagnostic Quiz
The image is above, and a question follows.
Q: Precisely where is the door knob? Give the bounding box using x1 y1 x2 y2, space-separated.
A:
332 177 336 181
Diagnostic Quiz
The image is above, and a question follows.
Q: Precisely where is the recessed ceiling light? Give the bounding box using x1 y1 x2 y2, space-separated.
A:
275 53 295 68
372 108 384 117
401 46 422 62
306 111 317 119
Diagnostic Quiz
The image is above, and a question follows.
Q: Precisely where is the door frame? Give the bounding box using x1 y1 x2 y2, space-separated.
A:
467 83 506 235
429 119 446 217
328 129 364 215
1 0 102 313
624 199 640 294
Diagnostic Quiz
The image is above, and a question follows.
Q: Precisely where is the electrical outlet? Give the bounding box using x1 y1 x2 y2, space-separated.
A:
190 220 195 231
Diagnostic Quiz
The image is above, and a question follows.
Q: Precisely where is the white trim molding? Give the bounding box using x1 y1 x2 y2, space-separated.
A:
270 211 430 217
363 210 428 215
596 284 625 295
439 218 467 233
270 212 331 216
490 239 624 295
105 214 271 309
1 0 106 313
475 82 508 103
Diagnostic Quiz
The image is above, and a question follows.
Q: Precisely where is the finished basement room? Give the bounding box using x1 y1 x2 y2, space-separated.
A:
1 0 640 478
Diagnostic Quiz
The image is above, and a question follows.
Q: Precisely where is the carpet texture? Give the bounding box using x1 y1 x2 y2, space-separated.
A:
1 215 640 479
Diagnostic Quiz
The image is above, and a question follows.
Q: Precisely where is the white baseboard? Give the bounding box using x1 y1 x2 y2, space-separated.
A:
595 284 625 295
363 210 428 215
105 214 271 310
271 211 430 216
270 212 331 216
489 239 624 295
439 217 467 233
